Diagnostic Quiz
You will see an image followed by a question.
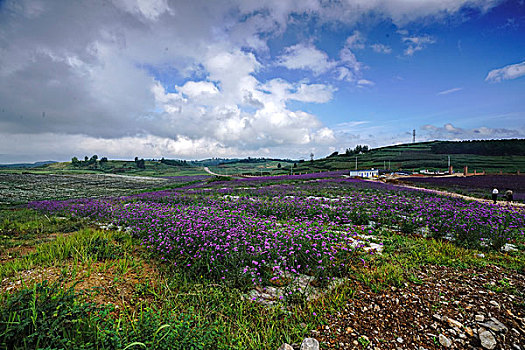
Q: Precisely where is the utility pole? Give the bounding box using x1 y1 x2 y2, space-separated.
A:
412 129 416 143
355 156 358 170
448 155 450 167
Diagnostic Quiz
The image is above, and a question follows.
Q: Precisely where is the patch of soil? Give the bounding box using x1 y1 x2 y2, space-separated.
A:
0 258 163 311
315 265 524 349
0 231 74 262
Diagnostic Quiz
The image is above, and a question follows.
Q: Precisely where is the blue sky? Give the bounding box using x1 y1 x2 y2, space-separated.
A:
0 0 524 162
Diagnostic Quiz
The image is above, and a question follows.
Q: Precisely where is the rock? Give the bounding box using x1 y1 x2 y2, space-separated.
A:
438 334 453 347
465 327 474 337
396 337 404 343
501 243 518 252
300 338 319 350
489 300 500 308
477 253 485 258
512 344 522 350
278 344 294 350
443 316 463 329
475 315 485 322
479 330 497 349
479 318 508 333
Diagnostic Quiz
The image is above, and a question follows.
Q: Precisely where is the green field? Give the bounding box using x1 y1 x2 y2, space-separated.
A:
296 140 525 174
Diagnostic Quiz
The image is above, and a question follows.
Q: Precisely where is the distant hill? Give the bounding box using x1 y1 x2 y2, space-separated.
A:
297 139 525 174
2 139 523 176
0 161 57 168
5 157 296 177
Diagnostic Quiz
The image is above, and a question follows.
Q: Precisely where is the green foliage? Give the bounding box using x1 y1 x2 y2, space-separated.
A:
0 281 226 350
0 280 104 349
0 229 132 279
0 209 85 236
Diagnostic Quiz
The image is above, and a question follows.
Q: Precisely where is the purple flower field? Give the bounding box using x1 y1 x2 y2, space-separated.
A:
29 174 524 286
402 175 525 201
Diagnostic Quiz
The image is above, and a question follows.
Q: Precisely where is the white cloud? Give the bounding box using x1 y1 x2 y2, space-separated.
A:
370 43 392 54
291 84 336 103
485 60 525 82
401 34 436 56
277 43 336 75
437 87 463 95
357 79 375 87
177 81 219 98
421 123 524 140
113 0 173 21
345 30 366 50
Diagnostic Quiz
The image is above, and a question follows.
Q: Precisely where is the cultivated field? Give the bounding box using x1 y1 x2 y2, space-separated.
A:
400 175 525 202
0 173 523 349
0 173 208 206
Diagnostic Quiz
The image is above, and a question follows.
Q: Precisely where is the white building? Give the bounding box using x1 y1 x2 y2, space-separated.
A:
349 169 379 178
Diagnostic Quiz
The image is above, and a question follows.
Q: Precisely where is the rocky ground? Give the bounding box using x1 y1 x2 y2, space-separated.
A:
311 265 524 350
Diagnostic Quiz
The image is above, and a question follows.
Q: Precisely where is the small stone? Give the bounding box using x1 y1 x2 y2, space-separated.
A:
300 337 320 350
278 344 294 350
512 344 522 350
396 337 403 343
444 316 463 329
501 243 518 252
438 334 453 347
479 330 497 349
489 301 500 308
433 314 442 321
465 327 474 337
479 318 508 333
475 315 485 322
476 253 485 258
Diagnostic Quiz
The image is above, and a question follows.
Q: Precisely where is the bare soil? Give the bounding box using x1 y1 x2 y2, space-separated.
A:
315 265 524 349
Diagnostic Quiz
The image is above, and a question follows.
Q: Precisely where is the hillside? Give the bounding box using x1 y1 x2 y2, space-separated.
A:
297 139 525 174
0 157 297 177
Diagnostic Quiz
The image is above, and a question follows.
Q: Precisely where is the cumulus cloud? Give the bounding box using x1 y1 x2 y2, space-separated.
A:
276 43 336 75
485 61 525 82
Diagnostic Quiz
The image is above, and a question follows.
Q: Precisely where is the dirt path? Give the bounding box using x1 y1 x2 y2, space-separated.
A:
203 167 233 177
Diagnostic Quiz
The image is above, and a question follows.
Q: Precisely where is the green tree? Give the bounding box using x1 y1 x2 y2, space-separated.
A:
136 158 145 169
71 157 80 167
